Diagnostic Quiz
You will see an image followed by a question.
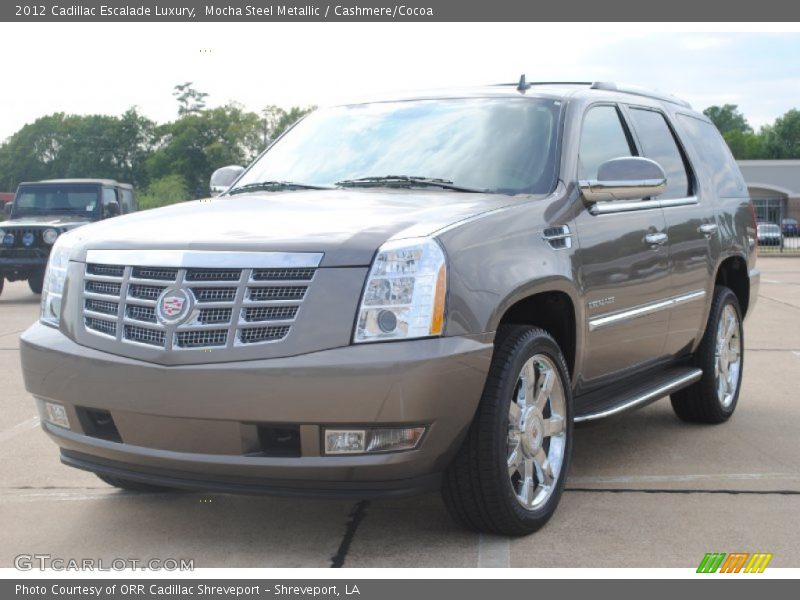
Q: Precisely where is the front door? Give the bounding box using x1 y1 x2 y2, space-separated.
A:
573 104 671 386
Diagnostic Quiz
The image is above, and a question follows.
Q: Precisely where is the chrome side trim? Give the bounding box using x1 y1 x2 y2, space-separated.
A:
589 289 705 331
659 196 700 209
575 368 703 422
84 250 323 269
589 199 660 215
589 195 698 215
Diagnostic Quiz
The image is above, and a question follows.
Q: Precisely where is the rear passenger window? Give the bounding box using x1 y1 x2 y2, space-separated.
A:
578 106 633 180
676 114 748 198
627 108 690 199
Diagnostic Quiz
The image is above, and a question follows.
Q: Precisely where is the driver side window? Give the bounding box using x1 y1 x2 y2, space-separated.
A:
578 105 634 180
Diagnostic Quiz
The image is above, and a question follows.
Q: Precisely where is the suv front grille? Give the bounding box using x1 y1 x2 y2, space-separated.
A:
81 262 313 351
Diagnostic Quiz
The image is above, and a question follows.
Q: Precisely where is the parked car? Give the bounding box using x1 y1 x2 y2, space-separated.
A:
757 222 782 246
21 80 758 535
781 218 799 237
0 179 134 295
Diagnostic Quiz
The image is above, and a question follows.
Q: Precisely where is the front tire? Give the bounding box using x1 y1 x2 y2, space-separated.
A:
28 271 44 295
442 326 573 536
671 286 744 423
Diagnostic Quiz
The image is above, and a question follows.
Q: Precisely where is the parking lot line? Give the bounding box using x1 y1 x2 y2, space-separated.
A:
0 417 39 444
478 534 511 568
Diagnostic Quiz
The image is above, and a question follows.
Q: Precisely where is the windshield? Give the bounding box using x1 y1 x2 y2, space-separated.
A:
230 98 562 195
13 184 101 217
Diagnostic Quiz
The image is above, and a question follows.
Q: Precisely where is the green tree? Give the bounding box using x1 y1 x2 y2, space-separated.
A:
763 109 800 158
703 104 752 136
0 109 155 190
173 82 209 116
146 104 263 197
136 174 189 210
260 105 315 148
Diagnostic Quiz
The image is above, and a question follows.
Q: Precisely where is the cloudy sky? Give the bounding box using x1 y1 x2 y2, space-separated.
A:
1 23 798 142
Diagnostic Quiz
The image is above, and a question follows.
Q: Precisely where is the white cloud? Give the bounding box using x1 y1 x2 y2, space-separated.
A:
0 24 798 140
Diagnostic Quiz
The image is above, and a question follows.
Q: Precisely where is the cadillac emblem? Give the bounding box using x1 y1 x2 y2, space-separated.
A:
156 288 193 325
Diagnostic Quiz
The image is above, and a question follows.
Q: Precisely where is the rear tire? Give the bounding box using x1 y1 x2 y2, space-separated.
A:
28 271 44 295
0 276 4 297
671 286 743 424
442 326 573 535
95 473 172 492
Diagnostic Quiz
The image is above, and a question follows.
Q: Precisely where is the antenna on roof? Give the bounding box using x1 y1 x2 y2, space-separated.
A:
517 74 531 93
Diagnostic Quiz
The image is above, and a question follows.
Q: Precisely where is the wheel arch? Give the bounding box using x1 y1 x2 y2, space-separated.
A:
714 254 750 317
493 283 579 378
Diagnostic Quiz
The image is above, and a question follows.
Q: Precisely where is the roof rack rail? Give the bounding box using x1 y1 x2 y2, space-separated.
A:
590 81 692 108
492 76 691 108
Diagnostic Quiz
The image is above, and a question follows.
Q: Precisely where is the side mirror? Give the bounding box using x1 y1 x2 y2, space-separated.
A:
210 165 245 196
580 157 667 203
103 201 120 219
3 202 11 217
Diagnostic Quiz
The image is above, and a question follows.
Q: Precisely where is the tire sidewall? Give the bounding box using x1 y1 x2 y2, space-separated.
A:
490 330 574 529
704 288 744 418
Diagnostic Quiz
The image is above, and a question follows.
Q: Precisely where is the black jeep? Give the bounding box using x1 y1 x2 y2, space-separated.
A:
0 179 135 295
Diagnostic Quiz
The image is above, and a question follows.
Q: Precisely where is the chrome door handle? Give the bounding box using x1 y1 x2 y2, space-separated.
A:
699 223 718 236
645 232 668 246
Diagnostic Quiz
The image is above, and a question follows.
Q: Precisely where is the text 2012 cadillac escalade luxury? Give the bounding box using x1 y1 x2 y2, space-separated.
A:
20 80 759 535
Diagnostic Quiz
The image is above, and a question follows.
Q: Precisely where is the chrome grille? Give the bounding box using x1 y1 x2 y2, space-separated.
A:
126 305 157 323
125 325 166 347
239 326 291 345
81 261 313 352
85 280 121 296
186 269 241 281
87 264 125 278
85 298 119 316
198 307 233 324
192 287 236 303
242 306 298 322
252 268 315 281
129 284 165 300
176 329 228 348
85 317 117 337
131 266 178 281
248 286 307 301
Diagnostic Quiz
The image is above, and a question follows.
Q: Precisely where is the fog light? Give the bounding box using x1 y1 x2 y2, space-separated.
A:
325 430 366 454
324 427 425 455
44 402 70 429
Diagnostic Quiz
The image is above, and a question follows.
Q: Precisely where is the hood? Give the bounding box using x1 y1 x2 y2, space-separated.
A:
69 189 529 266
3 214 93 229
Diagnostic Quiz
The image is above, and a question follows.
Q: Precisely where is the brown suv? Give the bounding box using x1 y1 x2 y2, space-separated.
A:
20 80 759 535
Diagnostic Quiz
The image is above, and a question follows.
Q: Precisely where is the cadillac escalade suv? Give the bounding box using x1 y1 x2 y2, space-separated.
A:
20 80 759 535
1 179 134 295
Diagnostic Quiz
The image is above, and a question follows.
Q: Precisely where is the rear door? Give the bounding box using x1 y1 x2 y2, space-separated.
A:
623 105 717 356
573 104 671 385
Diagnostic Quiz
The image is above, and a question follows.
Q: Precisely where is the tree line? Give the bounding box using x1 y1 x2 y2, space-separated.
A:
702 105 800 159
1 86 798 209
0 83 313 208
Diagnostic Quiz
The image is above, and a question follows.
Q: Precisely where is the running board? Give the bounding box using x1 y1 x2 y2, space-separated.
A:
574 366 703 423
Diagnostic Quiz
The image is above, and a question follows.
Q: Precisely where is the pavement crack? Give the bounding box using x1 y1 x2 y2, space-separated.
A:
566 487 800 495
330 500 369 568
758 294 800 311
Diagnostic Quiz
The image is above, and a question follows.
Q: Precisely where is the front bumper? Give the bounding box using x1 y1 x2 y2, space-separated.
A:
21 323 493 497
0 254 47 271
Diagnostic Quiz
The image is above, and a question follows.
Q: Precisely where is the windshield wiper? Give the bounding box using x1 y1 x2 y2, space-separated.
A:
335 175 485 193
227 181 332 195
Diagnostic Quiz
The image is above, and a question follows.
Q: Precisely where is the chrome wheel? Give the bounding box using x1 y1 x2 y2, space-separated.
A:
507 354 567 510
715 304 741 408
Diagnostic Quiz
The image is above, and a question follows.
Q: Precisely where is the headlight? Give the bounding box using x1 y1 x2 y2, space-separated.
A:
354 237 447 343
42 228 59 245
40 232 77 327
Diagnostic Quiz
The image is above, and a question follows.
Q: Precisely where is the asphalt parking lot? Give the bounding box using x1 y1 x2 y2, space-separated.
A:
1 257 799 569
